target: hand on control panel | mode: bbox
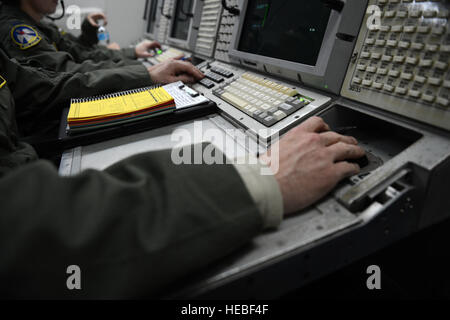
[135,40,162,59]
[147,60,205,84]
[260,117,365,215]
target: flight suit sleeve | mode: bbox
[0,145,263,299]
[1,50,152,133]
[0,22,140,74]
[56,21,137,64]
[70,18,138,61]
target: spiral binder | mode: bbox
[67,85,176,134]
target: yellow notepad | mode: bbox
[68,86,174,121]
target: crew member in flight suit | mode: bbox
[0,0,163,71]
[0,56,365,298]
[0,0,197,140]
[0,48,203,139]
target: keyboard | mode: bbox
[192,61,331,144]
[341,0,450,131]
[147,47,185,65]
[212,73,313,127]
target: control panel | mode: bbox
[195,0,223,57]
[156,0,175,42]
[192,61,331,143]
[342,0,449,130]
[214,0,239,62]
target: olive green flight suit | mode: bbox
[0,74,263,299]
[0,4,141,72]
[0,48,152,137]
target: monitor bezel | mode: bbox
[228,0,341,77]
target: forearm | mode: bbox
[0,146,262,298]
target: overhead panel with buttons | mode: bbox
[342,0,450,131]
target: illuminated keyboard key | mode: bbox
[382,55,393,62]
[362,79,373,86]
[366,66,377,73]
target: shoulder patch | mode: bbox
[10,24,42,50]
[0,75,6,89]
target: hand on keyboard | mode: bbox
[260,117,365,215]
[147,60,205,84]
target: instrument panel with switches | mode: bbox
[342,0,449,130]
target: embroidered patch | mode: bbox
[0,75,6,89]
[10,24,42,50]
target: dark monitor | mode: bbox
[146,0,159,35]
[170,0,194,41]
[237,0,331,67]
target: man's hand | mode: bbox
[87,12,108,28]
[107,42,121,50]
[147,60,204,84]
[135,40,163,58]
[261,117,365,215]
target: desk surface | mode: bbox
[58,107,450,298]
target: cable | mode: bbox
[46,0,66,21]
[221,0,239,16]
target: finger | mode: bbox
[171,54,185,61]
[139,52,154,58]
[320,132,358,146]
[334,162,360,180]
[328,142,366,162]
[173,74,196,84]
[298,116,330,133]
[151,41,162,49]
[87,17,99,28]
[173,60,205,80]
